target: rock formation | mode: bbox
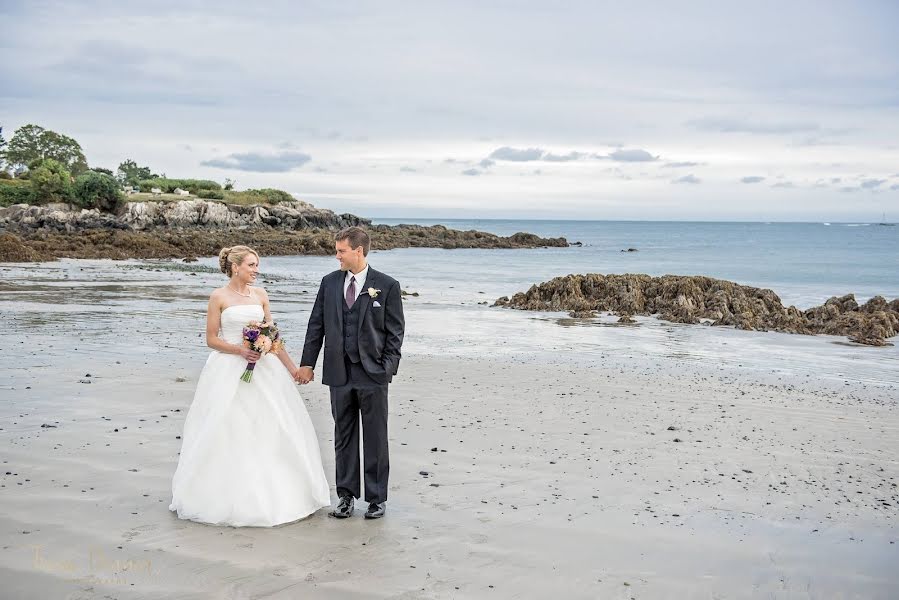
[0,200,366,233]
[494,273,898,346]
[0,200,568,261]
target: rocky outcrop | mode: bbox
[0,201,568,261]
[366,224,568,250]
[494,273,898,346]
[117,200,367,231]
[0,200,366,233]
[0,203,125,233]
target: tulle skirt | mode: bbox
[169,351,331,527]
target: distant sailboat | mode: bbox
[878,212,896,226]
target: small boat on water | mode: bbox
[878,212,896,226]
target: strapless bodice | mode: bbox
[220,304,265,344]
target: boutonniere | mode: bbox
[367,287,381,298]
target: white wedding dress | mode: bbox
[169,304,331,527]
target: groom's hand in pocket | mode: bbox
[295,366,314,384]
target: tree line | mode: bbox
[0,123,296,212]
[0,123,172,211]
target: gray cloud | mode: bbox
[686,117,820,134]
[399,166,417,173]
[891,184,899,191]
[664,161,702,168]
[673,174,701,184]
[741,176,766,184]
[605,148,658,162]
[461,168,482,176]
[478,158,495,168]
[3,3,896,221]
[201,151,311,172]
[18,39,241,107]
[860,178,886,189]
[772,181,795,188]
[543,151,585,162]
[488,147,544,161]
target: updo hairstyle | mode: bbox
[218,245,259,277]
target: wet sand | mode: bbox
[1,259,897,598]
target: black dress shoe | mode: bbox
[364,502,385,519]
[329,495,355,519]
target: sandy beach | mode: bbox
[1,258,897,599]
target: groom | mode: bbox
[296,227,405,519]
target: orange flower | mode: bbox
[255,335,273,353]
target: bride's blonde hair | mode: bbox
[219,245,259,277]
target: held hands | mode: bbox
[294,366,314,385]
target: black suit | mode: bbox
[301,267,404,504]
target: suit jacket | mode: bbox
[301,267,405,387]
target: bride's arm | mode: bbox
[206,292,261,360]
[257,287,299,376]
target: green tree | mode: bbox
[90,167,115,176]
[223,177,236,191]
[6,124,89,175]
[116,159,159,187]
[74,171,124,212]
[0,125,7,171]
[30,159,74,204]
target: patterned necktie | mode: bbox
[345,276,356,309]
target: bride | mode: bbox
[169,245,331,527]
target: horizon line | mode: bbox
[368,217,896,225]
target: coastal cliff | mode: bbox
[0,200,568,261]
[494,273,899,346]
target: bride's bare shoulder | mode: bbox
[208,287,230,304]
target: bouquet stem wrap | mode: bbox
[240,361,257,382]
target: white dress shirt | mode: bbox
[344,265,369,302]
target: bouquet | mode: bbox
[240,320,284,382]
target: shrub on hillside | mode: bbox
[0,179,37,206]
[30,159,74,204]
[73,172,124,212]
[197,189,225,200]
[138,178,221,194]
[223,188,295,205]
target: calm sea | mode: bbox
[2,220,897,388]
[372,219,899,307]
[259,219,898,386]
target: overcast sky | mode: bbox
[3,1,898,220]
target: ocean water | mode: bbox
[255,219,897,386]
[2,220,897,389]
[373,219,899,307]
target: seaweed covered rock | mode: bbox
[498,273,897,346]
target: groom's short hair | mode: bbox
[335,226,371,256]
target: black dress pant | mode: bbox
[329,357,389,503]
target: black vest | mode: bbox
[342,300,361,363]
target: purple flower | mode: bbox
[245,329,260,342]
